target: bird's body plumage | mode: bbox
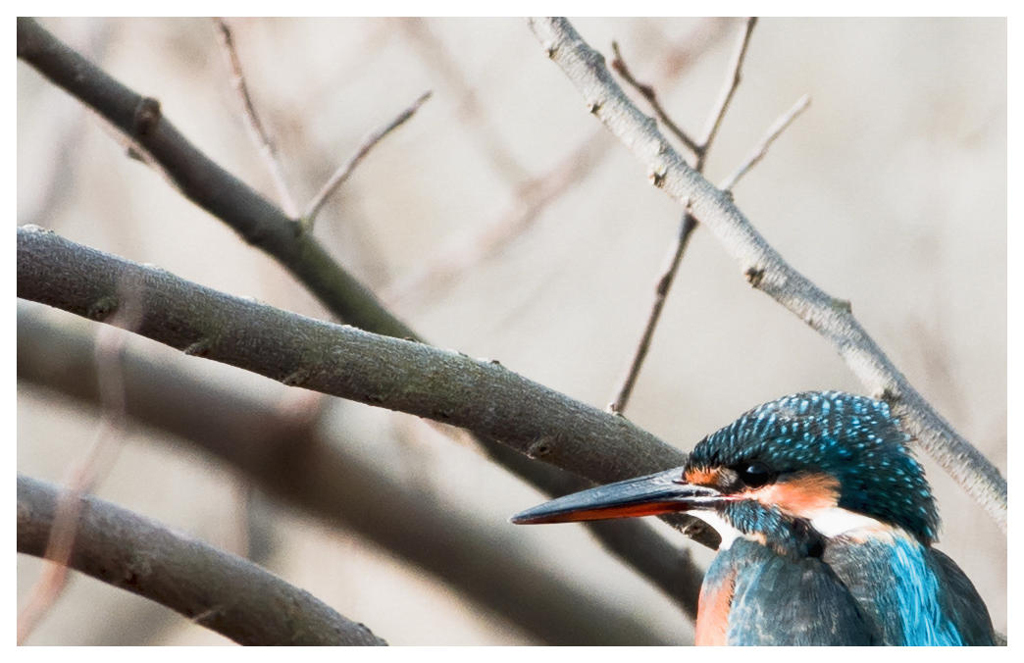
[700,529,993,645]
[513,391,995,646]
[700,538,875,645]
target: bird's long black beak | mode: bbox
[511,467,722,524]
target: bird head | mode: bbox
[512,392,938,556]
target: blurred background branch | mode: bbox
[17,323,131,643]
[16,304,682,645]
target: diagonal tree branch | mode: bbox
[17,305,686,644]
[19,226,682,483]
[17,474,387,646]
[16,18,709,610]
[528,17,1006,530]
[16,17,414,339]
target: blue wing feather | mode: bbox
[824,536,993,645]
[926,548,996,645]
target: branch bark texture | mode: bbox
[17,226,719,563]
[527,17,1006,530]
[18,225,688,489]
[17,474,386,646]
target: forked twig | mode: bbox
[213,18,299,218]
[609,19,760,414]
[698,17,757,162]
[611,42,700,155]
[609,20,809,417]
[612,95,811,417]
[302,91,432,230]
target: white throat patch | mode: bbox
[808,506,890,538]
[688,510,742,550]
[691,506,892,551]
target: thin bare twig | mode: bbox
[611,18,756,168]
[302,90,431,231]
[612,75,808,419]
[720,93,811,191]
[528,17,1006,529]
[213,18,299,218]
[698,17,757,162]
[609,19,758,415]
[609,205,695,414]
[611,42,701,156]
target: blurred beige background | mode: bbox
[17,17,1005,645]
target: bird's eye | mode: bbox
[737,461,773,488]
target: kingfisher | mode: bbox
[512,391,995,645]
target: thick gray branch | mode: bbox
[527,17,1006,530]
[17,225,688,494]
[17,306,687,644]
[17,474,386,646]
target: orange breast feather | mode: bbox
[695,568,736,645]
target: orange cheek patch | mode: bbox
[684,467,721,487]
[747,472,839,517]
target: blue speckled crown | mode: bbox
[688,391,938,543]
